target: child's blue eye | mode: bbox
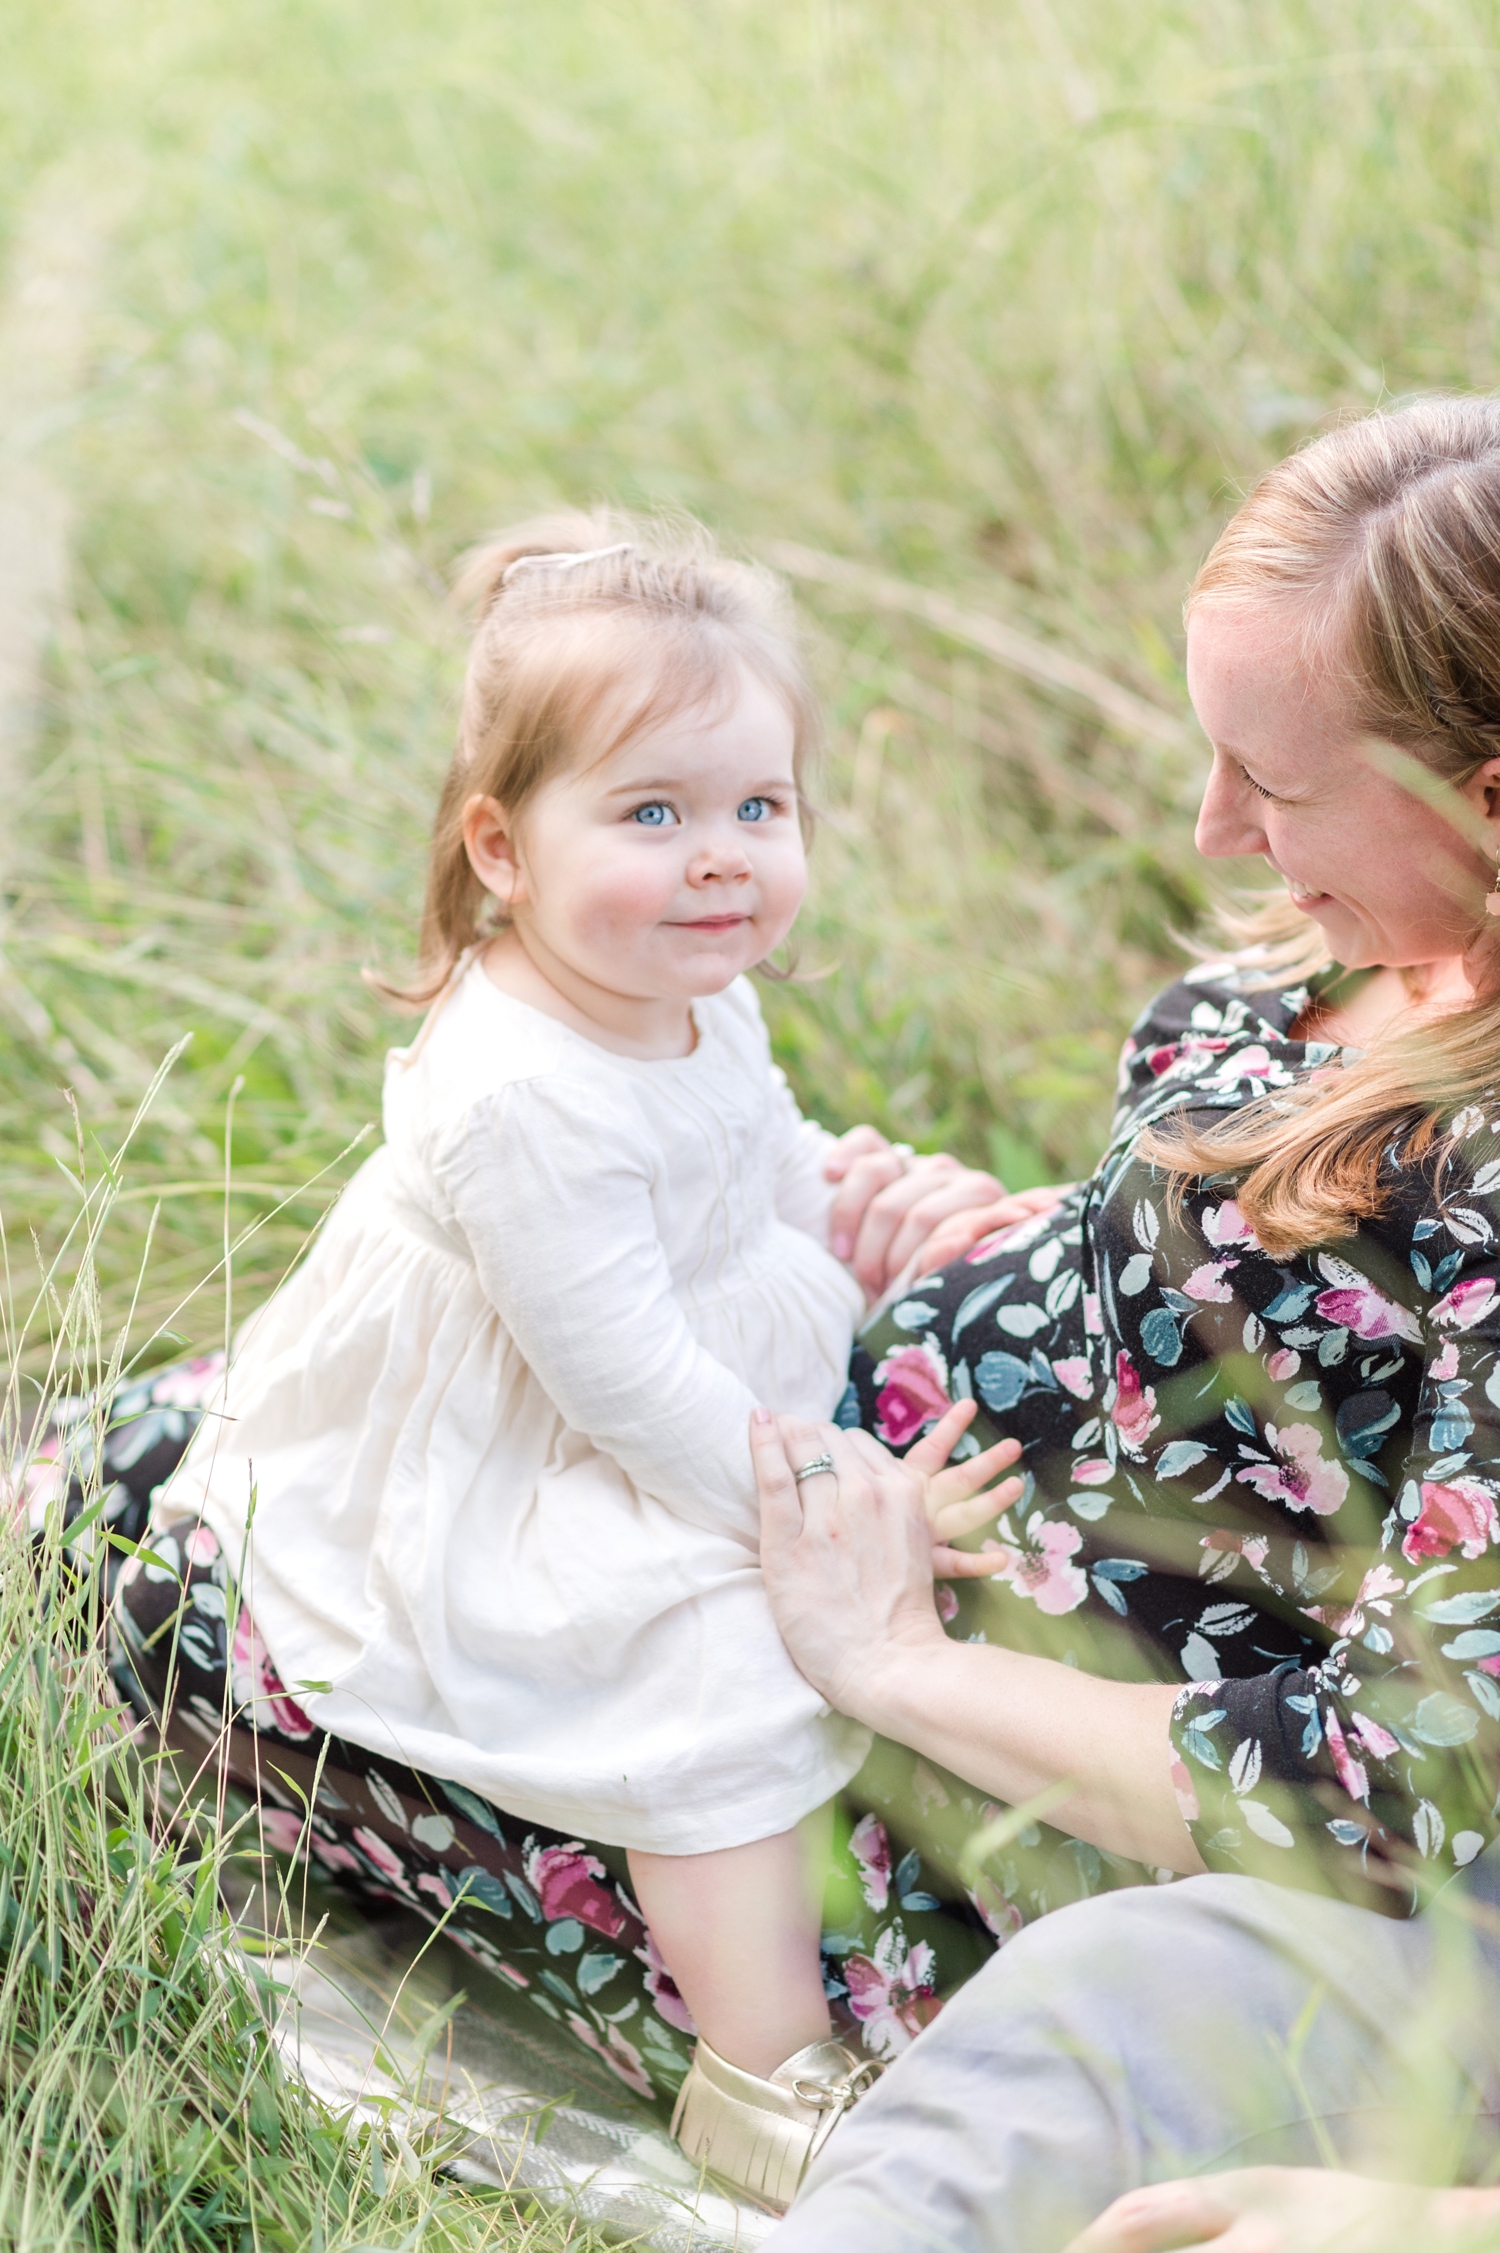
[737,797,773,823]
[630,802,676,826]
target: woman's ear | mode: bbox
[463,793,527,909]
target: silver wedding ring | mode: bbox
[793,1453,836,1484]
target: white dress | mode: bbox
[165,959,871,1854]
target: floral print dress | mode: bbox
[849,962,1500,1915]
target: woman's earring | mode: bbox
[1488,855,1500,917]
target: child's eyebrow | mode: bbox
[600,774,795,797]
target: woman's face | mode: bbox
[1187,599,1500,970]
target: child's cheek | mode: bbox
[582,856,680,943]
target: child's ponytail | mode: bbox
[369,509,820,1011]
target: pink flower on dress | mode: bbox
[526,1844,629,1939]
[1313,1283,1422,1343]
[848,1814,892,1911]
[1324,1711,1370,1805]
[256,1807,308,1858]
[843,1928,940,2058]
[1236,1424,1349,1517]
[1182,1261,1237,1303]
[183,1524,222,1567]
[989,1514,1088,1615]
[967,1875,1023,1944]
[1201,1200,1261,1250]
[565,2013,655,2099]
[1431,1340,1461,1381]
[1266,1348,1301,1382]
[1306,1561,1404,1640]
[1402,1479,1500,1565]
[1110,1351,1159,1453]
[310,1836,364,1877]
[1083,1293,1104,1337]
[1198,1529,1270,1583]
[1351,1713,1400,1762]
[352,1827,410,1889]
[230,1610,315,1740]
[872,1345,950,1447]
[635,1929,695,2033]
[1052,1357,1093,1400]
[150,1353,226,1410]
[935,1584,959,1623]
[1071,1458,1114,1487]
[1431,1277,1499,1331]
[1170,1754,1201,1824]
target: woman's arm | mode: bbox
[752,1410,1206,1874]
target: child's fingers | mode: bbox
[932,1542,1012,1580]
[821,1124,891,1184]
[903,1397,980,1475]
[928,1431,1024,1497]
[931,1474,1025,1542]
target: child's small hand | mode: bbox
[902,1397,1025,1577]
[905,1182,1076,1279]
[824,1131,1004,1296]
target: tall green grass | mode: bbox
[0,1185,611,2249]
[10,0,1500,1350]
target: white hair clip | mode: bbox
[502,542,635,584]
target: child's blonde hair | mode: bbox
[383,510,820,1007]
[1146,395,1500,1255]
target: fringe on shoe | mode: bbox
[670,2035,880,2211]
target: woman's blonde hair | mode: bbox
[378,509,820,1007]
[1149,395,1500,1257]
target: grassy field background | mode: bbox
[6,3,1500,2243]
[13,0,1500,1358]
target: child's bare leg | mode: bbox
[628,1809,831,2076]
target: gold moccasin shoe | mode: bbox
[670,2035,880,2211]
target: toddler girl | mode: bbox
[164,515,1012,2203]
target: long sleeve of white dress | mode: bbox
[435,1082,770,1545]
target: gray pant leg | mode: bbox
[775,1859,1500,2253]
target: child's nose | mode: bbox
[690,831,753,879]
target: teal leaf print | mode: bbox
[454,1865,515,1917]
[952,1278,1014,1338]
[1335,1390,1401,1458]
[1223,1396,1258,1437]
[1420,1590,1500,1624]
[974,1352,1033,1412]
[1140,1308,1183,1365]
[1283,1382,1323,1410]
[1263,1282,1316,1321]
[1439,1630,1500,1660]
[1156,1440,1211,1478]
[1410,1694,1481,1746]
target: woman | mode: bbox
[110,395,1500,2185]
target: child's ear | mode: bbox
[463,792,528,907]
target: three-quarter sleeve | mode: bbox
[433,1082,764,1547]
[1172,1167,1500,1914]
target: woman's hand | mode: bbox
[907,1181,1078,1277]
[1062,2169,1500,2253]
[823,1132,1006,1298]
[750,1404,1022,1714]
